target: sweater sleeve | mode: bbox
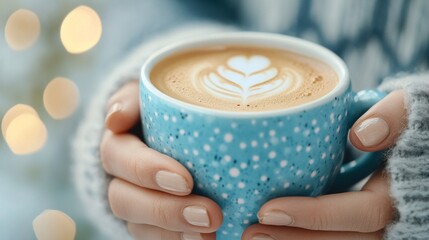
[378,73,429,240]
[71,22,236,239]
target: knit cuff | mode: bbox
[379,73,429,239]
[71,22,236,239]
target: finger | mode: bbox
[105,80,140,133]
[256,169,393,232]
[127,223,216,240]
[101,131,193,195]
[242,224,384,240]
[350,90,407,151]
[108,178,223,233]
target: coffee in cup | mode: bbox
[150,46,338,111]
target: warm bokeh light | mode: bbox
[4,9,40,50]
[5,113,47,155]
[43,77,80,119]
[33,210,76,240]
[60,5,102,54]
[1,104,39,138]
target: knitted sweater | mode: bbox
[72,1,429,239]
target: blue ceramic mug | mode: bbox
[140,32,385,240]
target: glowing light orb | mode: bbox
[60,5,102,54]
[5,113,47,155]
[33,210,76,240]
[4,9,40,50]
[43,77,80,119]
[1,104,38,137]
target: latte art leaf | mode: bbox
[200,55,300,104]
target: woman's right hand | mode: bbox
[100,81,223,240]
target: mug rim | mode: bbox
[141,32,350,118]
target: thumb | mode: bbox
[105,80,140,133]
[349,90,408,151]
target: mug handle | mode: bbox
[330,89,387,192]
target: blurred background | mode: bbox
[0,1,235,238]
[0,1,110,239]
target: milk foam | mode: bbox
[194,55,303,104]
[151,46,338,111]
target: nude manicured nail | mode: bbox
[183,206,210,227]
[355,117,390,147]
[251,234,276,240]
[182,232,203,240]
[258,210,293,226]
[105,103,122,123]
[155,171,190,193]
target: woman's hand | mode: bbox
[242,90,408,240]
[100,81,223,240]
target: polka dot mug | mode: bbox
[140,32,386,240]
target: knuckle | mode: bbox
[108,179,127,219]
[308,212,331,230]
[152,196,174,228]
[374,208,389,231]
[100,132,112,173]
[307,198,332,230]
[126,150,148,186]
[361,198,391,232]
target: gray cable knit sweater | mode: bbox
[72,1,429,239]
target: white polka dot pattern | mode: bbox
[140,85,386,239]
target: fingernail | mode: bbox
[354,117,389,147]
[251,234,276,240]
[258,210,293,226]
[182,232,203,240]
[105,103,122,124]
[155,170,190,193]
[183,206,210,227]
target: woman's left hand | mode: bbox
[242,90,408,240]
